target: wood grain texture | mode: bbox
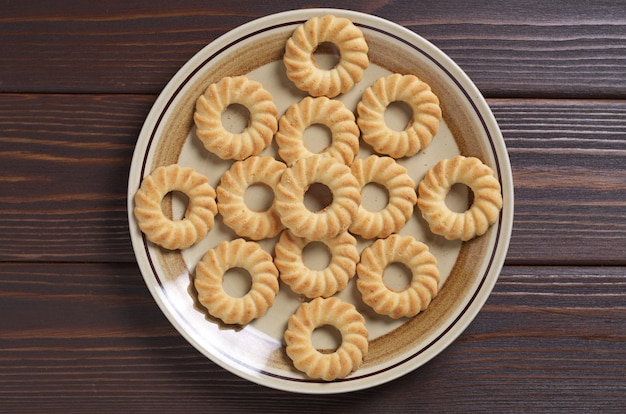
[0,263,624,412]
[0,0,624,97]
[0,94,624,264]
[0,94,149,261]
[492,99,626,265]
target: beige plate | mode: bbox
[127,8,513,394]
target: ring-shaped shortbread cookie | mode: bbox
[284,297,368,381]
[217,156,287,240]
[417,155,503,241]
[357,73,442,158]
[274,230,359,298]
[275,96,360,166]
[194,75,278,160]
[356,234,440,319]
[133,164,217,250]
[275,155,361,241]
[283,15,369,98]
[194,239,279,325]
[349,155,418,239]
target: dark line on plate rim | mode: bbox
[137,17,506,386]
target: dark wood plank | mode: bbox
[1,94,624,264]
[1,0,624,97]
[0,263,624,412]
[492,99,626,265]
[0,94,151,262]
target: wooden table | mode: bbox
[1,1,625,412]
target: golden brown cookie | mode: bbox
[194,239,279,325]
[133,164,217,250]
[275,96,359,166]
[349,155,417,239]
[216,156,286,240]
[275,155,361,241]
[357,73,442,158]
[274,230,359,298]
[194,75,278,160]
[283,15,369,98]
[356,234,440,319]
[417,155,503,241]
[284,297,368,380]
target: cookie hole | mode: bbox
[384,101,413,132]
[361,182,389,212]
[302,241,331,271]
[303,123,332,154]
[304,183,333,212]
[221,103,250,134]
[244,183,274,212]
[446,183,473,213]
[163,191,189,220]
[222,267,252,298]
[312,324,342,353]
[312,42,340,70]
[383,262,412,292]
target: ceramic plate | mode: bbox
[127,8,513,394]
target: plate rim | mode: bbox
[127,7,514,394]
